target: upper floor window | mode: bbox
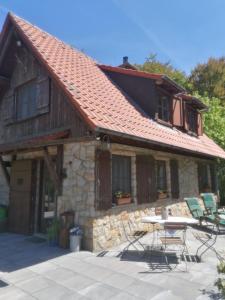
[158,93,171,123]
[15,80,37,120]
[187,107,198,134]
[14,77,50,121]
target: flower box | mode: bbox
[116,197,132,206]
[158,192,167,199]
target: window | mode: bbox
[15,80,37,120]
[112,155,131,205]
[156,160,167,194]
[14,77,50,121]
[158,93,171,123]
[188,107,198,133]
[198,163,214,193]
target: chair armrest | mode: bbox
[204,208,213,216]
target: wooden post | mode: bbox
[43,147,60,192]
[0,156,10,186]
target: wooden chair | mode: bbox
[159,222,188,271]
[121,218,148,256]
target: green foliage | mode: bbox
[215,262,225,297]
[199,95,225,149]
[189,57,225,100]
[135,54,189,89]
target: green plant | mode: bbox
[115,191,131,198]
[215,261,225,297]
[47,218,60,241]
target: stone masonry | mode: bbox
[0,141,213,252]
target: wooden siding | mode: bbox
[136,155,157,204]
[0,45,89,144]
[104,70,157,119]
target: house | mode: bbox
[0,13,224,251]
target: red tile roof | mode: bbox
[2,13,225,159]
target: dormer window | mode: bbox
[187,107,198,134]
[157,90,171,123]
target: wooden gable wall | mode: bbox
[0,44,90,143]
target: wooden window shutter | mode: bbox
[36,76,50,114]
[172,98,183,127]
[170,159,179,199]
[183,102,189,131]
[95,149,112,210]
[210,163,217,193]
[197,113,203,136]
[136,155,156,204]
[197,162,204,193]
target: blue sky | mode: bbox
[0,0,224,74]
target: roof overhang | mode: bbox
[98,64,186,93]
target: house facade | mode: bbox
[0,13,225,251]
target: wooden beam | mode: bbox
[0,28,14,68]
[0,156,10,186]
[56,145,63,195]
[0,136,95,154]
[43,147,60,193]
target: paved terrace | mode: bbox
[0,229,224,300]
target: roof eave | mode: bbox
[95,126,224,160]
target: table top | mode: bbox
[141,215,199,225]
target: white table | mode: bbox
[141,216,199,225]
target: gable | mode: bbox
[0,29,89,143]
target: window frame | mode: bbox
[198,162,213,193]
[156,160,168,198]
[111,154,132,206]
[156,87,172,126]
[187,105,198,134]
[14,78,38,121]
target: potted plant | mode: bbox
[157,190,167,199]
[115,191,132,205]
[47,218,60,246]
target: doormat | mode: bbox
[25,236,46,244]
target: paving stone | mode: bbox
[33,284,73,300]
[28,261,58,274]
[101,272,136,289]
[15,276,54,294]
[2,268,38,284]
[126,281,164,299]
[60,273,96,291]
[111,291,144,300]
[44,267,76,282]
[79,282,120,300]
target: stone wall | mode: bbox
[57,141,97,250]
[89,143,210,251]
[0,140,212,252]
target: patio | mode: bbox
[0,228,224,300]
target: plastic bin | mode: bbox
[70,226,83,252]
[0,205,7,220]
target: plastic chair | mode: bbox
[201,193,225,216]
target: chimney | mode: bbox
[123,56,128,64]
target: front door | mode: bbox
[8,160,33,234]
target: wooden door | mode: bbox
[8,160,33,234]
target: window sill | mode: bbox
[156,118,172,128]
[5,111,49,126]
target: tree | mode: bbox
[198,94,225,203]
[135,54,189,89]
[189,57,225,100]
